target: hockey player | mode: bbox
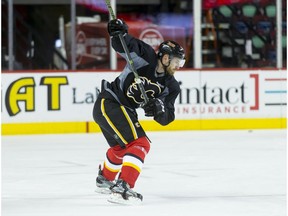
[92,18,185,205]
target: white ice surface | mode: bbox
[2,130,286,216]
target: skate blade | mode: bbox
[107,193,142,205]
[95,187,112,194]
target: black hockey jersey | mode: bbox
[107,34,180,126]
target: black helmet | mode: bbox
[157,40,185,60]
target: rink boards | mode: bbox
[2,69,287,135]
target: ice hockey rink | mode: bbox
[2,129,286,216]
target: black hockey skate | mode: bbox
[95,165,115,194]
[108,179,143,205]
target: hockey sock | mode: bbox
[120,136,150,188]
[102,145,124,181]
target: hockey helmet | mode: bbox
[157,40,185,67]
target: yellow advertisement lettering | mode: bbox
[5,77,36,116]
[40,76,68,110]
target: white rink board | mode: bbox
[2,70,286,123]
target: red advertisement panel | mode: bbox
[203,0,252,9]
[65,21,186,69]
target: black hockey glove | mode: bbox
[143,98,165,117]
[107,19,128,37]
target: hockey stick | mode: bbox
[104,0,149,105]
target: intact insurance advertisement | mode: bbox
[175,70,286,119]
[2,70,287,124]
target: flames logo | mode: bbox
[127,77,162,105]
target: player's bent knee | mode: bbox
[135,136,150,154]
[128,136,151,158]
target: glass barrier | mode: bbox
[2,0,8,69]
[1,0,286,70]
[210,1,286,68]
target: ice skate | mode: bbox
[95,165,115,194]
[108,179,143,205]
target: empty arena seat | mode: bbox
[265,5,276,18]
[256,21,273,35]
[242,4,257,17]
[235,21,249,34]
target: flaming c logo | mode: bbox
[127,77,162,104]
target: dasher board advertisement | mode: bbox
[2,70,286,134]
